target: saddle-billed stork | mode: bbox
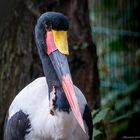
[4,12,93,140]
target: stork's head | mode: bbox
[35,12,85,132]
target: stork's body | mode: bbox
[6,77,91,140]
[4,12,93,140]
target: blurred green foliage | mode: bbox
[89,0,140,139]
[92,108,109,139]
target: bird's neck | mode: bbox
[41,57,70,113]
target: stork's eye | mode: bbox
[45,24,52,31]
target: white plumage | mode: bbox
[8,77,89,140]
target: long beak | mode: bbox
[49,51,86,133]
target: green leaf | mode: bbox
[92,109,99,117]
[93,108,110,125]
[93,128,102,139]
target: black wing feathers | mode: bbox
[4,110,31,140]
[83,105,93,140]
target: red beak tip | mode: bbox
[62,74,86,133]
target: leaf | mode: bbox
[92,109,99,117]
[93,108,110,125]
[93,128,102,139]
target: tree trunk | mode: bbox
[0,0,100,138]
